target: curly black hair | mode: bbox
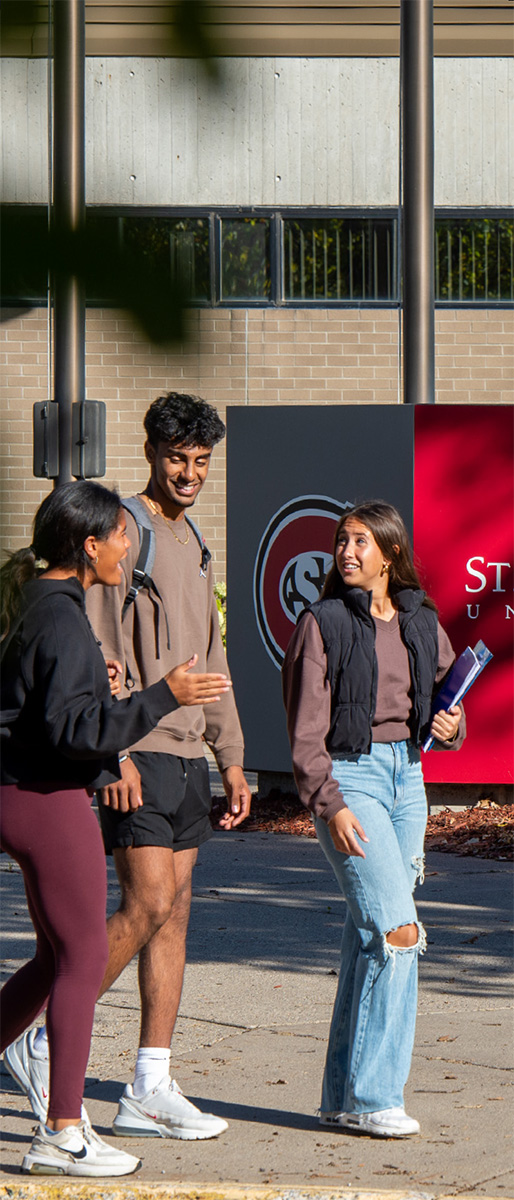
[144,392,226,449]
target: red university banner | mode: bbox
[414,406,513,784]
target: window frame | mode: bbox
[434,208,514,306]
[2,204,512,310]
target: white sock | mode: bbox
[133,1048,170,1098]
[33,1027,49,1057]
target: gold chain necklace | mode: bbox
[142,494,190,546]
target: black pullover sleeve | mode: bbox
[20,598,179,761]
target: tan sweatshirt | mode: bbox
[282,610,466,824]
[86,505,244,769]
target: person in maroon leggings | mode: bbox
[0,481,231,1178]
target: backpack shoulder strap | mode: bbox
[185,517,212,577]
[120,500,212,623]
[121,497,156,619]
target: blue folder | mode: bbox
[423,639,493,753]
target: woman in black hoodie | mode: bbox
[0,481,230,1178]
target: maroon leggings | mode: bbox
[0,785,108,1120]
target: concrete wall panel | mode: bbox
[434,58,514,205]
[3,57,512,207]
[1,59,48,203]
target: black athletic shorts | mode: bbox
[98,752,213,854]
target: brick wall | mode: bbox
[1,306,512,578]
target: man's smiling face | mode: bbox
[145,441,212,515]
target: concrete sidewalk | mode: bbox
[1,831,512,1198]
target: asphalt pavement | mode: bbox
[0,824,512,1200]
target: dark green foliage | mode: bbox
[119,215,211,303]
[435,218,513,302]
[221,218,271,300]
[284,217,395,301]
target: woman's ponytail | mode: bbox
[0,548,39,635]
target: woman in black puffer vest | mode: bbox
[282,500,465,1139]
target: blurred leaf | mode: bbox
[0,206,188,345]
[1,0,222,341]
[0,207,50,301]
[0,0,47,52]
[75,226,186,345]
[1,2,222,80]
[172,0,220,76]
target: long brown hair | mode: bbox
[321,500,437,611]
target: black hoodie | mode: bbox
[1,577,179,789]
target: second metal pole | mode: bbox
[401,0,435,405]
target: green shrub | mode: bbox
[214,581,227,647]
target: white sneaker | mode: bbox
[4,1027,89,1124]
[112,1076,228,1140]
[22,1121,140,1177]
[4,1029,49,1122]
[320,1106,420,1138]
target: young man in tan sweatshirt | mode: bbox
[6,393,251,1140]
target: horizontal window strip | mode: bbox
[2,206,512,308]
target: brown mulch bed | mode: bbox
[211,794,513,860]
[423,799,513,860]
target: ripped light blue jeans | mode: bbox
[315,740,427,1116]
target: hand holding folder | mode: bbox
[423,639,493,753]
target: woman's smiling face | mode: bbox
[93,515,131,586]
[335,517,389,593]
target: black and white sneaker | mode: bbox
[22,1121,141,1177]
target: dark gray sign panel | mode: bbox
[227,406,414,772]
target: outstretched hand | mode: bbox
[165,654,233,706]
[328,807,369,857]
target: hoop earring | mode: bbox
[91,555,99,565]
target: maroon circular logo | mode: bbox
[253,495,352,668]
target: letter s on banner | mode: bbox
[465,557,487,592]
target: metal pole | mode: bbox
[401,0,435,405]
[52,0,85,483]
